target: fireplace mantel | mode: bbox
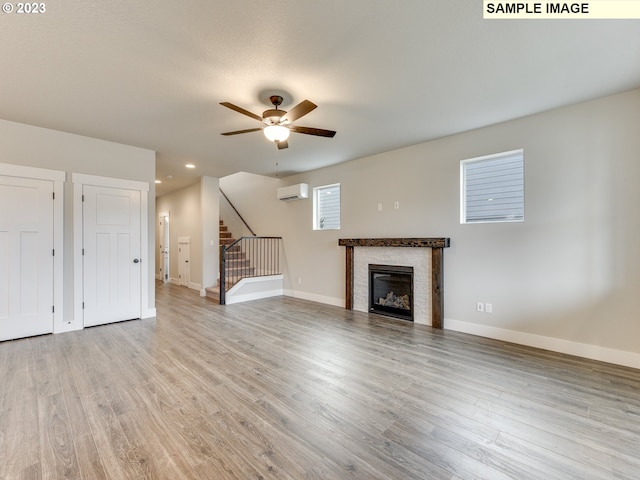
[338,237,450,329]
[338,238,450,248]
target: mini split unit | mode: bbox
[277,183,308,201]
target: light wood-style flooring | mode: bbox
[1,282,640,479]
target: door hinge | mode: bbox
[82,248,85,255]
[82,302,85,309]
[52,249,55,256]
[52,306,55,313]
[82,194,85,202]
[52,192,55,200]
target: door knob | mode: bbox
[133,258,140,263]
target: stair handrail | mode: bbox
[219,188,256,237]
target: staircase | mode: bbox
[205,220,254,303]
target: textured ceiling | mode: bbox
[2,1,639,195]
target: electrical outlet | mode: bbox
[297,277,302,284]
[485,303,493,313]
[377,203,383,211]
[476,302,484,312]
[394,201,400,209]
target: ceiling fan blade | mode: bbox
[221,127,263,136]
[289,125,336,138]
[220,102,263,122]
[280,100,317,123]
[276,139,289,150]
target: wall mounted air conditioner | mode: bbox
[277,183,309,201]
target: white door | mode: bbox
[0,176,53,341]
[83,185,141,327]
[178,239,190,287]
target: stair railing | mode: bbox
[220,236,282,304]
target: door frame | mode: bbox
[72,173,151,327]
[158,211,170,282]
[0,163,65,333]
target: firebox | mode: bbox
[368,264,414,321]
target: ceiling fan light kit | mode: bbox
[263,124,290,142]
[220,94,336,150]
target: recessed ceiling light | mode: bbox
[185,164,196,169]
[166,174,174,179]
[155,180,161,184]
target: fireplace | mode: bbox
[339,238,450,328]
[369,264,414,322]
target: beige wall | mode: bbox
[200,176,220,290]
[155,177,219,294]
[0,118,156,322]
[156,182,203,290]
[220,88,640,367]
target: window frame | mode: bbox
[460,149,524,224]
[313,183,341,231]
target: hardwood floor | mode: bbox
[1,282,640,479]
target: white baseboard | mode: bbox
[283,289,344,308]
[168,278,201,292]
[142,308,157,319]
[445,318,640,370]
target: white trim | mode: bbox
[72,173,149,192]
[73,183,83,327]
[52,179,68,333]
[158,211,170,283]
[189,282,202,291]
[283,289,344,308]
[72,173,151,328]
[0,163,65,182]
[142,307,157,319]
[0,163,67,334]
[140,190,149,322]
[445,318,640,370]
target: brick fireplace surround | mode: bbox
[338,238,450,328]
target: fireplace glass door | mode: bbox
[368,264,413,321]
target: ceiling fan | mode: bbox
[220,95,336,150]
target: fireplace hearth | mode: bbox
[369,264,414,321]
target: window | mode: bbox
[313,183,341,230]
[461,149,524,224]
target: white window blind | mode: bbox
[314,183,341,230]
[461,149,524,224]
